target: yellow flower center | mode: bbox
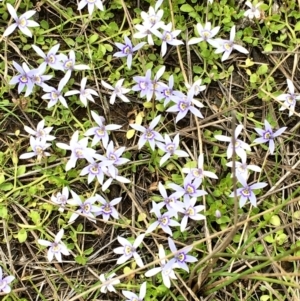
[51,243,61,253]
[48,55,56,64]
[20,75,28,83]
[75,148,84,158]
[186,184,195,194]
[165,32,172,41]
[19,17,27,27]
[83,203,91,213]
[51,91,58,100]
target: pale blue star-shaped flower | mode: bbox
[0,267,15,294]
[168,174,207,203]
[178,197,206,232]
[60,50,90,82]
[209,26,249,61]
[129,115,164,150]
[182,153,218,180]
[42,76,69,108]
[3,4,39,37]
[188,22,220,45]
[229,174,267,207]
[114,36,146,69]
[253,120,287,155]
[65,77,99,107]
[94,194,122,222]
[156,133,189,166]
[67,190,99,224]
[156,182,183,218]
[101,78,131,104]
[156,75,180,106]
[99,273,120,294]
[38,229,70,262]
[146,202,180,236]
[226,157,261,180]
[24,119,56,142]
[277,79,300,116]
[28,63,53,88]
[113,234,145,267]
[214,124,251,162]
[19,137,51,161]
[56,131,96,171]
[167,89,204,123]
[84,111,122,148]
[9,61,34,97]
[51,187,69,212]
[145,244,177,288]
[31,44,65,71]
[132,69,153,101]
[153,22,184,57]
[78,0,104,15]
[122,282,147,301]
[168,238,197,272]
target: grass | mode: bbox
[1,0,300,300]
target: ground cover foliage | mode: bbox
[1,0,300,300]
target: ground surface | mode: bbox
[1,0,300,301]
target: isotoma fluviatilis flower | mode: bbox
[31,44,65,71]
[156,133,189,166]
[114,36,146,69]
[3,3,39,37]
[56,130,96,171]
[209,26,249,61]
[51,187,69,212]
[101,79,131,104]
[65,77,99,107]
[188,22,220,45]
[244,1,263,19]
[9,61,34,97]
[24,119,56,141]
[19,136,51,161]
[129,114,164,151]
[214,124,251,162]
[277,79,300,116]
[99,273,120,293]
[113,234,145,267]
[84,111,122,148]
[230,174,267,207]
[0,267,15,294]
[122,282,147,301]
[168,238,197,272]
[78,0,104,15]
[38,229,70,262]
[253,119,287,155]
[145,244,177,288]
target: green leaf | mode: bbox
[257,65,268,75]
[77,223,83,232]
[264,43,273,52]
[0,182,13,191]
[104,44,113,52]
[180,4,194,12]
[83,247,94,255]
[0,206,8,219]
[75,255,87,265]
[270,215,281,226]
[28,211,41,225]
[18,229,27,243]
[89,33,99,44]
[250,73,258,83]
[295,21,300,31]
[40,20,49,30]
[17,165,26,176]
[0,173,5,184]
